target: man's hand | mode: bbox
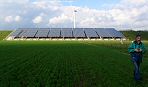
[139,49,142,52]
[135,49,142,52]
[135,49,139,52]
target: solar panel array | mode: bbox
[9,28,125,39]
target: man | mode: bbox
[128,35,146,81]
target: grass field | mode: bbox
[0,31,148,87]
[0,41,148,87]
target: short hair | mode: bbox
[136,34,141,38]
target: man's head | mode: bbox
[135,35,141,43]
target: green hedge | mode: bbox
[121,31,148,40]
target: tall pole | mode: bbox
[73,10,77,29]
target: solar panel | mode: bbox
[95,28,112,38]
[73,28,86,38]
[18,30,37,38]
[84,28,98,38]
[18,30,26,38]
[48,29,61,38]
[9,30,22,38]
[61,29,73,38]
[111,28,124,38]
[35,29,50,38]
[105,28,124,38]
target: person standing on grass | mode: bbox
[128,35,146,81]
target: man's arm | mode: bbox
[128,43,135,53]
[141,43,146,54]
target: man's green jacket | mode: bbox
[128,41,146,54]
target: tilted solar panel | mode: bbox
[61,28,73,30]
[9,30,22,38]
[48,29,61,38]
[61,29,73,38]
[110,28,124,38]
[18,30,37,38]
[84,28,98,38]
[35,29,50,37]
[73,28,86,38]
[105,28,124,38]
[18,30,27,38]
[95,28,112,38]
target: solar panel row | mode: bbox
[9,28,125,39]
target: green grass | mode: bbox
[0,31,11,40]
[0,30,148,86]
[0,41,148,87]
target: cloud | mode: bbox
[0,0,29,4]
[49,14,72,24]
[121,0,146,6]
[4,16,13,23]
[15,16,21,22]
[32,1,62,11]
[33,16,43,24]
[0,0,148,30]
[4,15,21,23]
[47,0,148,29]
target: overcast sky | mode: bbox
[0,0,148,30]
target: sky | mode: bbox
[0,0,148,30]
[62,0,119,9]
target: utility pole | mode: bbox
[73,10,77,29]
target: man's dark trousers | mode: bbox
[131,53,142,80]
